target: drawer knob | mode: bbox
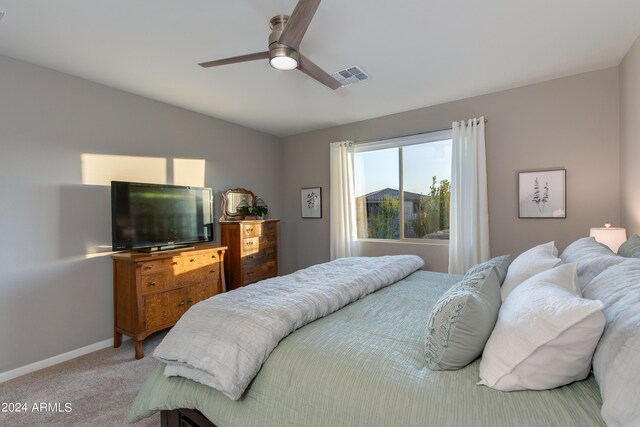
[148,281,157,287]
[179,300,185,307]
[172,261,178,265]
[190,258,196,263]
[210,269,217,273]
[188,298,194,304]
[246,228,253,233]
[247,272,254,276]
[144,265,153,270]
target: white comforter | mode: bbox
[153,255,424,400]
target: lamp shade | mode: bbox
[590,227,627,252]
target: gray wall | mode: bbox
[0,53,625,374]
[620,35,640,235]
[281,68,620,274]
[0,55,282,373]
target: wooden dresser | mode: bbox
[220,220,279,290]
[112,245,226,359]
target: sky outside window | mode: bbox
[355,140,451,197]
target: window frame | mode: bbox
[354,129,453,244]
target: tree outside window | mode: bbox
[354,135,452,241]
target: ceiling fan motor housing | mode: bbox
[268,15,299,68]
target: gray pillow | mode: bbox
[617,234,640,258]
[464,255,512,285]
[425,268,501,371]
[560,237,625,291]
[583,259,640,427]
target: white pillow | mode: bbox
[501,241,560,301]
[478,263,605,391]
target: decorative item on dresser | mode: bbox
[112,245,226,359]
[220,220,279,290]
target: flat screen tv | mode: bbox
[111,181,214,252]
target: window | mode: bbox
[354,130,452,241]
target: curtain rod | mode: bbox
[353,118,488,145]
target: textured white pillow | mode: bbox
[501,241,561,301]
[479,263,605,391]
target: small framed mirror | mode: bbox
[220,188,256,221]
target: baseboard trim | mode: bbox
[0,336,130,383]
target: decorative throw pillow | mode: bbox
[425,268,501,371]
[582,259,640,427]
[478,263,605,391]
[501,241,560,301]
[560,236,625,291]
[464,255,512,285]
[617,234,640,258]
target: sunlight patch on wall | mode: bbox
[81,154,167,186]
[173,158,206,187]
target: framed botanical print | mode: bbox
[301,187,322,218]
[518,168,566,218]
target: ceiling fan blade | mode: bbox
[298,54,341,90]
[198,51,269,68]
[278,0,321,50]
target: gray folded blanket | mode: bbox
[153,255,424,399]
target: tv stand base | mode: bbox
[137,245,194,253]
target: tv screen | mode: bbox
[111,181,214,251]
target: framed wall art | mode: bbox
[518,169,566,218]
[301,187,322,218]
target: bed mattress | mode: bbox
[129,270,605,426]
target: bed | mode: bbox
[129,266,609,427]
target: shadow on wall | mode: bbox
[58,184,112,258]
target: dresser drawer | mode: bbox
[259,234,277,248]
[189,282,214,304]
[242,237,260,254]
[243,260,277,285]
[241,223,262,238]
[262,221,277,236]
[242,246,276,267]
[182,252,210,266]
[140,256,182,274]
[141,271,173,295]
[144,288,186,330]
[174,265,221,288]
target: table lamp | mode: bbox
[590,223,627,252]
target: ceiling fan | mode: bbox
[198,0,341,90]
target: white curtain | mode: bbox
[329,141,359,259]
[448,117,490,274]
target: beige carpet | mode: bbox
[0,332,167,427]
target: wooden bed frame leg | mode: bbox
[161,410,179,427]
[160,409,218,427]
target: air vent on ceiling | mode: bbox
[330,65,369,87]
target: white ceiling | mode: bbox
[0,1,639,137]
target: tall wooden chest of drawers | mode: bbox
[112,245,226,359]
[220,220,279,290]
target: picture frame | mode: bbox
[301,187,322,218]
[518,168,566,219]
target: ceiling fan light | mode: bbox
[269,45,299,71]
[270,55,298,71]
